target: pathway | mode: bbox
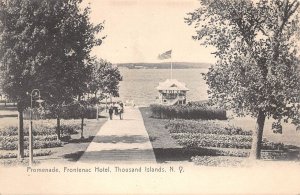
[78,106,156,163]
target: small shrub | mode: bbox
[60,124,79,135]
[61,105,98,119]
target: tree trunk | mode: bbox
[56,116,61,140]
[96,104,99,120]
[250,110,266,159]
[81,117,84,139]
[105,96,108,112]
[17,110,24,159]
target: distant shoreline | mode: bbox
[116,62,212,69]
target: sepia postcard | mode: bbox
[0,0,300,194]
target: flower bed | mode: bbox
[0,135,58,142]
[166,119,286,159]
[171,133,253,149]
[171,132,284,150]
[1,139,62,150]
[165,119,252,135]
[191,156,245,167]
[0,124,79,137]
[191,150,292,164]
[0,123,80,159]
[0,149,52,159]
[150,103,227,120]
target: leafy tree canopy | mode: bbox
[89,59,123,98]
[0,0,104,111]
[186,0,300,127]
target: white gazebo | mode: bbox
[156,79,189,105]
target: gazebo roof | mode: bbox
[156,79,189,91]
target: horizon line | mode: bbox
[112,61,214,65]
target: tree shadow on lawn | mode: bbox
[66,136,95,143]
[71,149,156,163]
[153,147,300,163]
[0,114,18,118]
[63,151,85,162]
[59,136,96,162]
[92,135,149,144]
[66,135,149,144]
[153,147,220,163]
[62,135,151,162]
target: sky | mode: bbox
[83,0,216,64]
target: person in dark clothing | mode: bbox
[114,107,118,115]
[108,105,114,120]
[118,102,124,120]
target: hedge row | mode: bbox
[171,133,284,150]
[36,106,105,120]
[150,104,226,120]
[165,119,252,135]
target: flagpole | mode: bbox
[158,50,172,79]
[170,57,173,79]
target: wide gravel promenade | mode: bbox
[78,106,156,163]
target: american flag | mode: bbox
[158,50,172,60]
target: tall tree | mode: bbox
[89,59,122,102]
[0,0,36,158]
[30,0,103,140]
[0,0,103,157]
[186,0,300,159]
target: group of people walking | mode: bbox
[108,102,124,120]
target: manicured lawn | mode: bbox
[36,118,107,164]
[140,107,228,163]
[139,107,180,149]
[227,115,300,147]
[140,107,300,166]
[0,116,107,165]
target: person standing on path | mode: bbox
[118,102,124,120]
[108,104,114,120]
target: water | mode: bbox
[118,68,209,106]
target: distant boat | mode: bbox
[156,79,189,105]
[134,65,144,69]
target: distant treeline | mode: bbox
[116,62,212,69]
